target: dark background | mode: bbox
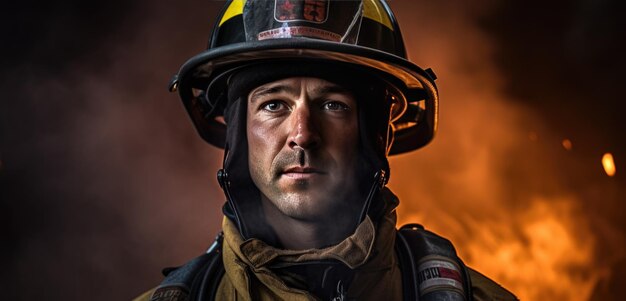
[1,0,624,300]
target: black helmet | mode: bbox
[170,0,438,155]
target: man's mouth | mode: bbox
[281,166,326,179]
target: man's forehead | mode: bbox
[248,77,352,100]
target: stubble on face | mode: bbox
[246,77,361,223]
[259,147,353,221]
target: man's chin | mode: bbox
[273,193,338,221]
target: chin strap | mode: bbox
[217,168,248,238]
[357,170,387,227]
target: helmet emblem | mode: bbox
[275,0,329,23]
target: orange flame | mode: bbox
[602,153,616,177]
[393,187,608,301]
[460,199,603,300]
[562,139,573,151]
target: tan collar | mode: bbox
[222,215,376,269]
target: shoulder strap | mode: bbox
[149,232,225,301]
[396,224,473,301]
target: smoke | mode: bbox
[2,1,226,299]
[388,1,625,300]
[2,1,624,300]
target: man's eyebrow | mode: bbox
[249,85,298,103]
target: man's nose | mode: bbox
[288,105,321,150]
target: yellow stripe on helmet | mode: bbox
[363,0,393,30]
[219,0,246,26]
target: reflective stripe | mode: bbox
[363,0,393,30]
[219,0,246,26]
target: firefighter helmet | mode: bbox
[170,0,438,155]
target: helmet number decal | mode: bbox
[275,0,329,23]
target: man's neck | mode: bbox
[260,198,357,250]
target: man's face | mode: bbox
[247,77,360,222]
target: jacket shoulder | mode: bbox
[468,268,518,301]
[132,232,225,301]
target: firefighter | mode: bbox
[136,0,517,300]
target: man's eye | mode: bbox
[323,101,349,111]
[262,101,286,112]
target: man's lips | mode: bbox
[280,166,326,179]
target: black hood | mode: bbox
[218,61,393,243]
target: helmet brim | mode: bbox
[174,38,438,155]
